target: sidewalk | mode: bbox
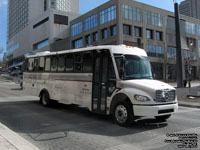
[168,81,200,109]
[0,122,39,150]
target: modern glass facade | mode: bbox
[167,47,176,60]
[122,5,142,22]
[185,21,196,34]
[111,25,117,36]
[84,14,98,31]
[146,11,163,27]
[165,16,175,30]
[74,38,83,48]
[7,43,19,54]
[100,5,116,24]
[8,0,29,39]
[93,32,98,42]
[33,39,49,50]
[156,31,162,41]
[146,44,164,58]
[198,25,200,36]
[71,21,82,36]
[123,24,131,35]
[102,28,108,39]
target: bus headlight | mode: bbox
[134,95,150,102]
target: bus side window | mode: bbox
[33,58,39,72]
[74,53,82,72]
[39,57,45,72]
[51,56,58,72]
[58,55,65,72]
[28,58,34,72]
[45,57,51,72]
[65,54,74,72]
[83,52,93,73]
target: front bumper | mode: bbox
[133,103,178,118]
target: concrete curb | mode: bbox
[178,102,200,109]
[0,122,40,150]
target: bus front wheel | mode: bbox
[114,101,134,127]
[40,91,50,107]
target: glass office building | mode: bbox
[70,0,200,81]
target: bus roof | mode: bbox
[28,45,147,58]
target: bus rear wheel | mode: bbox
[40,91,50,106]
[114,101,134,127]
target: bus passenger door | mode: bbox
[92,50,109,114]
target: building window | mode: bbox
[51,0,56,9]
[85,35,91,45]
[110,25,117,36]
[198,25,200,36]
[146,11,163,27]
[151,62,163,79]
[33,39,49,50]
[167,47,176,59]
[54,14,68,25]
[134,27,142,37]
[33,17,49,29]
[122,5,142,22]
[44,0,47,11]
[100,5,116,24]
[102,28,108,39]
[84,14,98,31]
[7,43,19,54]
[156,31,162,41]
[198,40,200,57]
[73,38,83,49]
[71,21,82,37]
[93,32,98,42]
[123,24,131,35]
[146,29,153,39]
[146,44,164,58]
[165,16,175,30]
[185,22,196,35]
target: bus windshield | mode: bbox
[115,54,153,80]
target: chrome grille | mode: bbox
[155,90,176,102]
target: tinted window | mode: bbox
[74,53,82,71]
[28,58,34,71]
[65,54,74,71]
[83,52,93,73]
[58,55,65,72]
[45,57,51,71]
[51,56,57,72]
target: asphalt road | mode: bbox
[0,77,199,150]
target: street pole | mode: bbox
[174,0,184,88]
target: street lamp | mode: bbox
[173,0,184,88]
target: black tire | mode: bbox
[113,101,134,127]
[40,91,50,107]
[155,115,171,121]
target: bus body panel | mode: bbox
[23,73,93,110]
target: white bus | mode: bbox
[23,45,178,126]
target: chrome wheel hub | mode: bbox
[115,105,128,124]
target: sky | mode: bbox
[0,0,184,59]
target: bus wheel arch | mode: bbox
[110,93,134,127]
[39,89,51,106]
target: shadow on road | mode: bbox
[11,88,22,91]
[0,100,168,142]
